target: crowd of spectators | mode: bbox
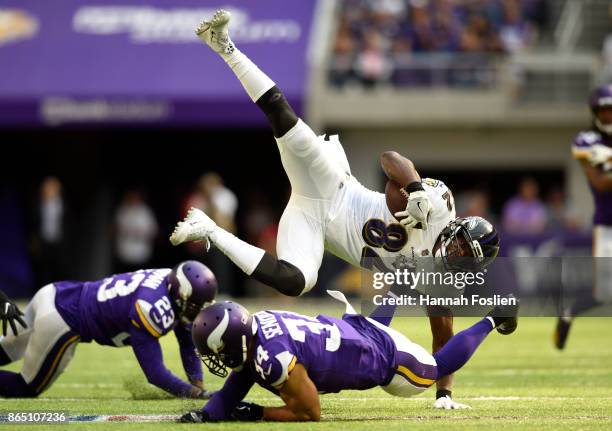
[330,0,548,87]
[457,176,580,236]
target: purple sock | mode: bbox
[433,318,494,379]
[0,371,37,398]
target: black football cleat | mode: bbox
[554,317,572,350]
[487,294,519,335]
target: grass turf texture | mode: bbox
[1,302,611,430]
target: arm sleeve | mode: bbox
[174,323,203,383]
[203,369,256,420]
[129,326,195,398]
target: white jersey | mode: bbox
[325,177,456,269]
[273,119,457,291]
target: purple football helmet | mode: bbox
[168,261,217,323]
[191,301,254,378]
[589,84,612,134]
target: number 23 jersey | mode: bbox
[54,269,177,346]
[325,177,456,268]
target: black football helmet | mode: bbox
[436,216,500,271]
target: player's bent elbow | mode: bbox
[296,407,320,422]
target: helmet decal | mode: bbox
[207,308,229,354]
[174,262,193,300]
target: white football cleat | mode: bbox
[195,10,235,55]
[170,207,217,248]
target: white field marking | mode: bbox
[54,383,122,389]
[249,396,612,402]
[465,369,611,376]
[29,396,612,402]
[322,415,612,421]
[22,414,610,423]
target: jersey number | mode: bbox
[442,191,454,212]
[153,297,175,330]
[97,273,146,302]
[360,219,408,271]
[281,315,341,352]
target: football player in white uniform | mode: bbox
[555,85,612,349]
[171,10,500,409]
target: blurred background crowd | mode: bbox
[330,0,548,87]
[0,0,608,300]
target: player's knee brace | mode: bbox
[252,253,306,297]
[256,86,298,138]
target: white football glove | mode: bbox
[433,395,472,410]
[394,190,432,230]
[588,144,612,166]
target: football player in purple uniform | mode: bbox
[555,85,612,349]
[0,290,26,337]
[180,291,518,422]
[0,261,216,398]
[170,10,501,409]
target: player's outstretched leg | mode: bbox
[171,208,309,296]
[433,295,519,379]
[554,295,600,350]
[196,10,298,138]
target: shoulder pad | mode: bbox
[251,341,296,389]
[573,131,602,159]
[134,297,175,338]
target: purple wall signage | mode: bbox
[0,1,316,126]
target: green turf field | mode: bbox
[2,308,611,430]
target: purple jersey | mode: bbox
[55,269,175,345]
[53,269,202,397]
[573,130,612,226]
[247,311,396,394]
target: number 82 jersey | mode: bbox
[325,177,456,269]
[248,310,397,394]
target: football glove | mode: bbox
[230,401,264,421]
[588,144,612,166]
[178,409,210,423]
[0,290,27,337]
[395,190,432,230]
[197,389,215,400]
[433,395,472,410]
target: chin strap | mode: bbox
[595,118,612,135]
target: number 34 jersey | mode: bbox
[325,177,456,268]
[249,310,397,394]
[54,269,176,346]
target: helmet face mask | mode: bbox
[436,216,499,272]
[200,353,229,378]
[192,302,254,379]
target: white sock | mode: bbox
[221,49,275,102]
[210,226,266,275]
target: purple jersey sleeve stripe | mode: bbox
[135,302,162,338]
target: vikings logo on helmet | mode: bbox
[168,261,217,323]
[192,301,254,377]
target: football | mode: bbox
[385,179,408,220]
